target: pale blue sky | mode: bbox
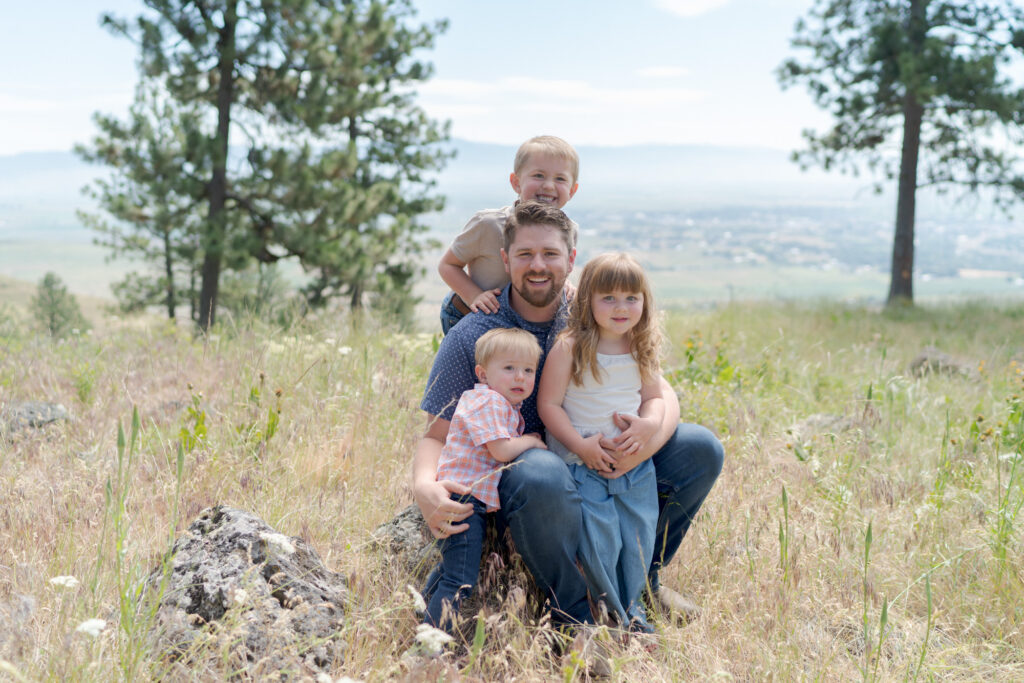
[0,0,825,155]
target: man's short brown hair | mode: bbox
[503,201,577,254]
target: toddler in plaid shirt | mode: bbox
[422,327,545,633]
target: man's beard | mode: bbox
[513,270,562,308]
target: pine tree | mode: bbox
[78,82,208,320]
[84,0,449,329]
[30,273,90,339]
[778,0,1024,305]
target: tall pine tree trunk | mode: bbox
[198,1,237,330]
[887,0,927,307]
[163,228,176,319]
[887,93,923,305]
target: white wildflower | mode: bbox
[76,618,106,637]
[229,587,249,607]
[338,346,352,356]
[407,585,426,613]
[415,623,453,655]
[315,674,333,683]
[260,532,296,556]
[999,452,1021,463]
[324,338,336,346]
[49,575,80,589]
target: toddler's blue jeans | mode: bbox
[422,493,488,632]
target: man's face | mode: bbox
[509,152,578,208]
[502,223,575,310]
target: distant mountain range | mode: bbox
[0,139,885,243]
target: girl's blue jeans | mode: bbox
[571,459,657,631]
[495,422,723,627]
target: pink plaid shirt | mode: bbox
[437,384,525,511]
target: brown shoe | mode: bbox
[649,585,701,623]
[563,625,615,679]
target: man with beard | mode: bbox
[413,200,723,633]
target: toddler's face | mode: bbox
[476,353,538,406]
[510,152,578,208]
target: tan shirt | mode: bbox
[450,205,579,292]
[450,206,515,292]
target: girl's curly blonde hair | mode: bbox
[563,252,662,387]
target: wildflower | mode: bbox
[76,619,106,637]
[260,532,296,556]
[338,346,352,356]
[415,623,453,655]
[407,585,426,613]
[49,575,80,589]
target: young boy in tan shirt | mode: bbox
[438,135,580,333]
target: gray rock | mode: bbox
[789,413,856,442]
[0,594,36,659]
[149,505,348,677]
[908,347,978,379]
[372,504,545,635]
[1,401,70,436]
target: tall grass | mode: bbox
[0,301,1022,680]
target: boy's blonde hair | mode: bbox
[475,327,542,368]
[563,252,662,387]
[514,135,580,184]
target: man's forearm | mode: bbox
[413,436,443,487]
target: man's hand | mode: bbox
[414,477,474,539]
[470,289,502,314]
[413,416,473,539]
[609,411,660,456]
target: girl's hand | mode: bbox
[470,289,502,314]
[578,433,616,473]
[610,412,660,455]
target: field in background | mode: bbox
[1,301,1022,680]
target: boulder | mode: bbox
[149,505,348,677]
[788,413,856,442]
[1,401,70,437]
[908,347,978,379]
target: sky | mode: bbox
[0,0,828,156]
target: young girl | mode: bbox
[538,252,665,633]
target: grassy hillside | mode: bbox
[1,301,1022,680]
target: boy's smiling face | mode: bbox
[509,152,578,208]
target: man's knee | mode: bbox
[498,448,578,513]
[655,424,724,490]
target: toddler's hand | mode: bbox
[525,432,547,450]
[470,289,502,314]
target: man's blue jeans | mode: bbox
[439,292,466,335]
[422,493,488,632]
[496,423,724,626]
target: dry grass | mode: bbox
[1,300,1023,681]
